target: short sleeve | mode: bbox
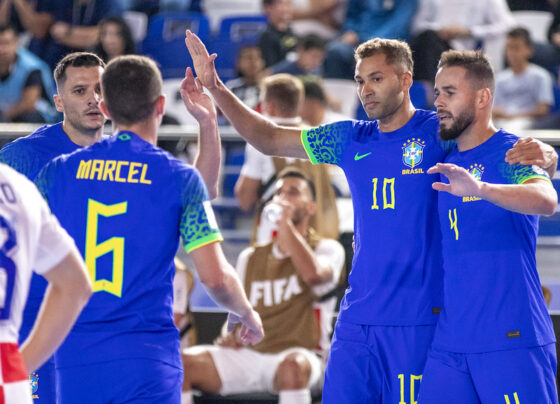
[239,143,274,181]
[310,238,345,296]
[501,163,551,185]
[34,159,58,204]
[29,182,76,274]
[0,142,34,179]
[301,121,353,166]
[179,168,223,253]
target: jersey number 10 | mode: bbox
[371,177,395,210]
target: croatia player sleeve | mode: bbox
[179,168,223,253]
[301,121,353,166]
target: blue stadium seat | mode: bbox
[141,12,210,79]
[210,15,267,82]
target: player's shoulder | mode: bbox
[1,123,61,154]
[411,109,439,135]
[0,163,40,200]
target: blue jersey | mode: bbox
[0,123,82,342]
[434,130,555,353]
[35,132,223,369]
[302,110,449,325]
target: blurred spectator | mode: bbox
[323,0,419,79]
[94,16,135,63]
[291,0,344,40]
[0,24,55,123]
[507,0,555,11]
[182,168,345,404]
[531,2,560,74]
[411,0,516,84]
[28,0,121,70]
[542,284,552,307]
[173,258,197,351]
[270,33,326,76]
[299,77,347,126]
[235,73,339,241]
[225,44,266,109]
[493,27,554,122]
[259,0,298,67]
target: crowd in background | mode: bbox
[3,0,560,129]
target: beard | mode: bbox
[438,108,475,141]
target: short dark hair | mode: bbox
[0,24,16,36]
[507,27,532,48]
[298,34,326,51]
[101,55,162,125]
[437,50,495,94]
[355,38,414,75]
[262,73,304,117]
[301,77,327,104]
[262,0,277,6]
[54,52,105,90]
[277,167,316,201]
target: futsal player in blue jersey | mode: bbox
[419,50,558,403]
[184,32,557,403]
[34,55,263,404]
[0,52,106,404]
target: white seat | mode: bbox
[123,10,148,43]
[201,0,262,32]
[321,79,359,119]
[512,11,554,43]
[162,79,199,125]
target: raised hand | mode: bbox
[180,66,217,123]
[226,310,264,346]
[184,29,219,89]
[428,163,483,197]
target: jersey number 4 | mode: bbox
[85,199,127,298]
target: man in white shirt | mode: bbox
[0,163,91,403]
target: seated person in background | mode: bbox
[493,27,554,122]
[225,44,266,110]
[271,33,326,77]
[0,24,55,123]
[173,258,197,350]
[234,73,339,241]
[542,285,552,307]
[94,16,135,63]
[259,0,298,68]
[323,0,418,79]
[181,168,345,404]
[299,77,348,126]
[291,0,344,40]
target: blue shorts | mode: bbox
[322,320,435,404]
[56,358,183,404]
[28,356,56,404]
[418,344,558,404]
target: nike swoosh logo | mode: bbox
[354,152,372,161]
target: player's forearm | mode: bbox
[20,252,92,372]
[202,265,253,318]
[13,0,52,37]
[194,118,220,199]
[478,181,557,216]
[55,25,99,48]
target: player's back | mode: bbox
[36,132,208,369]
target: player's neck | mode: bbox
[62,121,102,147]
[115,119,159,145]
[377,101,416,133]
[456,118,497,152]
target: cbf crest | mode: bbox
[469,163,484,181]
[29,372,39,399]
[402,138,425,168]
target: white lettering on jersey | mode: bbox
[250,275,302,307]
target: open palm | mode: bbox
[428,163,483,197]
[180,67,216,122]
[184,30,219,89]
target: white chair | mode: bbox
[512,11,554,43]
[322,78,359,119]
[201,0,262,32]
[123,10,148,43]
[162,79,199,125]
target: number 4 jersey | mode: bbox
[301,110,450,326]
[35,132,223,370]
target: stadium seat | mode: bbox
[123,11,148,44]
[512,11,554,43]
[201,0,262,32]
[142,12,210,79]
[210,15,267,82]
